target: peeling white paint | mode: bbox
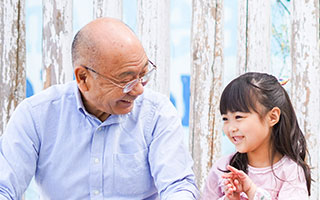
[0,0,25,135]
[291,0,320,199]
[42,1,73,88]
[93,0,123,19]
[190,0,224,190]
[238,0,271,74]
[137,0,170,97]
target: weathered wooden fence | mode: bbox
[0,0,319,199]
[190,1,320,199]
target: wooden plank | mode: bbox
[0,0,25,135]
[137,0,170,96]
[238,0,271,74]
[93,0,123,19]
[42,1,73,88]
[291,0,320,199]
[190,0,224,190]
[237,0,247,74]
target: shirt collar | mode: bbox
[73,81,86,114]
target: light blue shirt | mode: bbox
[0,81,199,200]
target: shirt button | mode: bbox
[94,158,100,164]
[93,190,99,195]
[97,127,102,131]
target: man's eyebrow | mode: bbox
[118,61,149,79]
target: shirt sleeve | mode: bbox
[202,155,237,200]
[202,161,227,200]
[146,98,199,200]
[0,100,40,199]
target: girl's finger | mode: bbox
[223,178,230,186]
[233,179,242,192]
[227,165,248,179]
[221,172,234,178]
[227,183,236,191]
[227,165,240,173]
[226,186,235,195]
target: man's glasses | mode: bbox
[82,60,157,93]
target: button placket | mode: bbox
[93,190,100,195]
[89,126,104,200]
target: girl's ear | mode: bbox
[74,66,89,91]
[268,107,281,127]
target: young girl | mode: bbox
[202,72,311,199]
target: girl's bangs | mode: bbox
[220,79,257,115]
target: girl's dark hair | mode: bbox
[219,72,311,195]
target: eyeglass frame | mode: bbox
[81,60,157,93]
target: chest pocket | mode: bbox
[113,148,153,195]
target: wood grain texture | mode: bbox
[190,0,224,190]
[42,1,73,88]
[137,0,170,96]
[0,0,25,135]
[291,0,320,199]
[93,0,123,19]
[238,0,271,74]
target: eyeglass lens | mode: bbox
[123,63,156,93]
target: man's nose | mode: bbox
[128,81,144,96]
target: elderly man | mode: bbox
[0,18,199,199]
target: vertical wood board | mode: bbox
[291,0,320,198]
[0,0,25,135]
[137,0,170,96]
[93,0,123,19]
[190,0,224,190]
[42,1,73,88]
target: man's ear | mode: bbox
[268,107,281,127]
[74,66,89,91]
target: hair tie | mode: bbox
[278,78,290,86]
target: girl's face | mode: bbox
[222,110,272,159]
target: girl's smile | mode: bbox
[231,135,244,144]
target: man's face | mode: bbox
[84,51,149,117]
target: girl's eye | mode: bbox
[235,115,243,119]
[222,117,228,121]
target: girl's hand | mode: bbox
[223,177,241,200]
[222,165,257,199]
